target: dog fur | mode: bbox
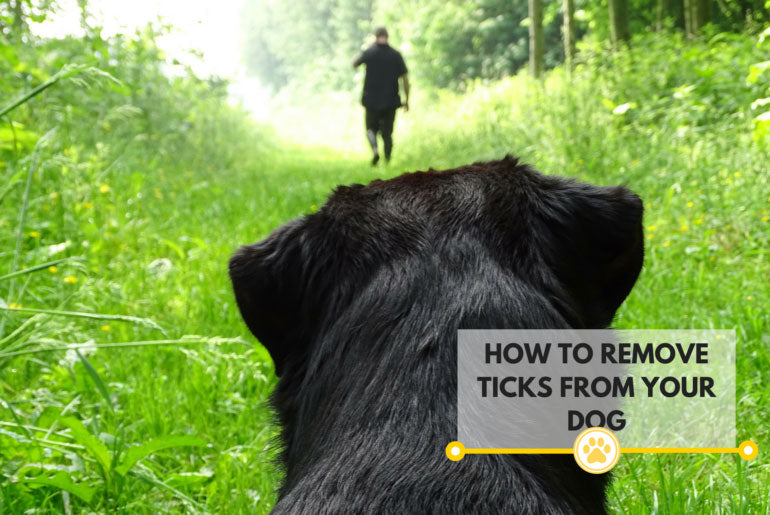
[229,156,644,514]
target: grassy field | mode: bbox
[2,31,770,513]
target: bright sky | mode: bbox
[32,0,272,117]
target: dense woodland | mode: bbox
[242,0,770,89]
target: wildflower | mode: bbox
[695,219,703,225]
[664,241,671,247]
[100,184,110,193]
[686,202,693,208]
[63,275,78,284]
[647,225,656,232]
[101,325,111,331]
[8,302,22,309]
[50,192,60,200]
[28,231,40,238]
[697,189,702,195]
[681,225,688,231]
[747,296,753,301]
[311,205,318,212]
[734,171,741,177]
[763,216,769,222]
[83,202,93,209]
[48,266,58,273]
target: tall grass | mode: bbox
[1,28,768,513]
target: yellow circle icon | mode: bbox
[738,440,758,461]
[445,441,466,461]
[573,427,621,474]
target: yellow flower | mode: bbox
[311,205,318,212]
[686,201,693,208]
[725,224,731,230]
[101,325,111,331]
[50,192,60,199]
[695,218,703,225]
[99,184,110,193]
[696,189,702,195]
[632,159,640,166]
[734,171,741,177]
[647,225,656,231]
[48,266,58,273]
[83,202,93,209]
[709,256,715,262]
[63,275,78,284]
[681,225,688,231]
[747,296,753,301]
[28,231,40,238]
[763,216,769,222]
[8,302,22,309]
[664,241,671,247]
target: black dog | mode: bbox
[229,156,644,514]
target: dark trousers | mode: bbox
[365,107,397,159]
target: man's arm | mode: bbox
[401,74,410,111]
[353,53,364,68]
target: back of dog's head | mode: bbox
[229,156,644,513]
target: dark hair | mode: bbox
[374,26,388,38]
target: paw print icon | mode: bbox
[573,427,620,474]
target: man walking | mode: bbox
[353,27,409,165]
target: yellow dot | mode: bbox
[101,325,111,331]
[664,241,671,247]
[445,441,466,461]
[747,296,753,301]
[99,184,110,193]
[48,266,58,273]
[83,202,93,209]
[739,440,758,461]
[28,231,40,238]
[695,219,703,225]
[647,225,656,231]
[8,302,22,309]
[762,216,769,222]
[681,225,688,231]
[687,201,693,207]
[64,276,78,284]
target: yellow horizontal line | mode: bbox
[464,447,739,454]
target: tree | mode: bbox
[562,0,576,68]
[684,0,710,37]
[529,0,544,77]
[608,0,630,47]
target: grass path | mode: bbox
[2,100,769,511]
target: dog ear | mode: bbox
[540,182,644,328]
[229,219,312,376]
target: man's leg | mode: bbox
[365,109,379,165]
[381,108,397,162]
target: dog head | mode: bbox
[229,156,643,377]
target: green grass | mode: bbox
[2,31,770,513]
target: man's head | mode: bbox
[374,26,388,43]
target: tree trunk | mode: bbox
[608,0,630,48]
[563,0,576,68]
[529,0,544,78]
[684,0,709,36]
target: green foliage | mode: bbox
[2,4,770,514]
[1,19,278,513]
